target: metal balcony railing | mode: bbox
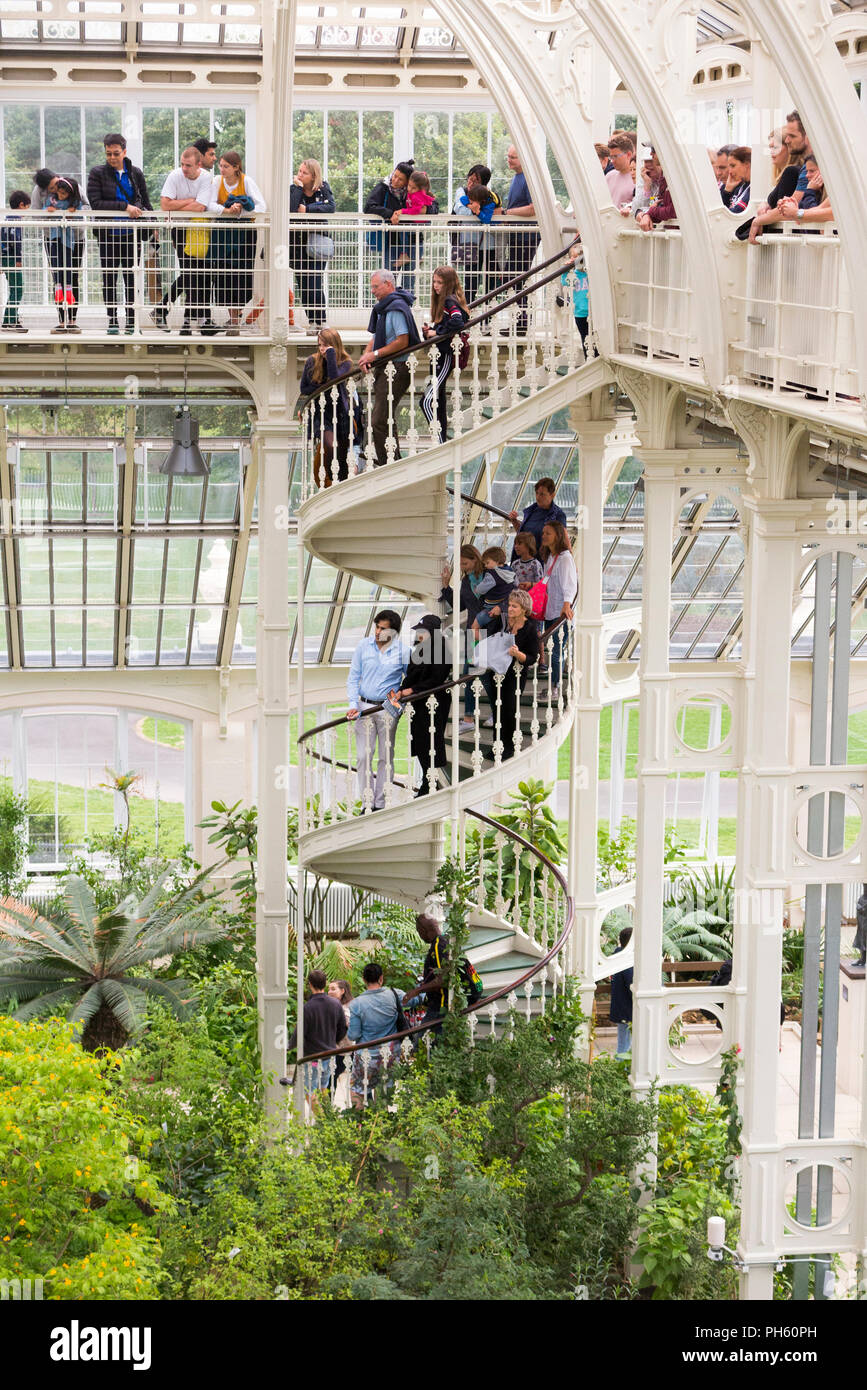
[0,209,270,339]
[614,221,860,412]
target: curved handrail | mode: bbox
[281,806,574,1078]
[446,486,514,524]
[296,612,571,745]
[297,244,580,408]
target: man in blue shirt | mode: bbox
[508,477,568,556]
[500,146,539,334]
[347,960,406,1107]
[357,268,421,466]
[347,608,411,810]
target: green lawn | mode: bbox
[139,717,185,749]
[25,778,187,859]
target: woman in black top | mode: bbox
[363,160,413,276]
[421,266,469,444]
[290,158,336,328]
[479,589,540,761]
[297,328,354,484]
[740,130,802,242]
[396,614,451,796]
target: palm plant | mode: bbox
[0,872,227,1051]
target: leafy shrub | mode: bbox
[0,1016,164,1298]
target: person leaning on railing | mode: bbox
[741,129,802,243]
[363,159,412,276]
[32,168,89,332]
[439,544,485,628]
[346,609,412,812]
[297,327,354,485]
[289,158,335,330]
[749,155,832,237]
[156,146,216,335]
[207,150,266,335]
[0,190,30,333]
[87,133,153,335]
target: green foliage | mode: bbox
[358,903,424,993]
[635,1180,738,1301]
[666,862,736,949]
[656,1087,731,1190]
[596,819,636,890]
[0,783,31,899]
[467,780,566,923]
[715,1046,743,1176]
[0,1016,164,1298]
[661,904,731,962]
[125,999,262,1210]
[54,827,199,918]
[0,870,229,1050]
[148,991,656,1301]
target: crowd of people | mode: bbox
[0,137,547,335]
[343,476,576,807]
[290,913,483,1108]
[711,111,833,241]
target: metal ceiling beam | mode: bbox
[218,441,258,668]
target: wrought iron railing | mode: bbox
[282,806,574,1104]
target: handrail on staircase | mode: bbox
[281,806,574,1079]
[297,236,581,408]
[446,486,514,524]
[296,613,571,743]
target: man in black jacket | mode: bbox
[87,134,152,333]
[396,614,451,796]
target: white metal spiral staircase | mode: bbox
[294,262,606,1074]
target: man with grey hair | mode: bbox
[357,268,421,466]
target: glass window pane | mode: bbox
[362,109,394,200]
[50,450,85,520]
[452,112,490,206]
[213,108,246,164]
[131,537,165,602]
[413,110,449,205]
[178,108,209,155]
[44,107,83,184]
[3,104,40,202]
[51,538,84,607]
[327,109,359,212]
[84,106,123,174]
[85,608,115,666]
[128,608,159,665]
[54,608,83,667]
[84,538,117,604]
[203,452,240,521]
[169,475,204,522]
[163,537,200,603]
[190,606,223,663]
[142,107,176,199]
[159,608,191,664]
[21,609,52,667]
[86,450,116,523]
[292,109,324,171]
[18,537,51,604]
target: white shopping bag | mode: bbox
[472,631,514,676]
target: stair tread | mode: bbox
[468,926,516,946]
[480,950,545,972]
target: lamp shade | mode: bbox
[159,406,209,476]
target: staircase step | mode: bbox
[479,950,543,974]
[467,925,516,947]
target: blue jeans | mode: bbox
[616,1021,632,1057]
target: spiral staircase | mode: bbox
[294,264,608,1077]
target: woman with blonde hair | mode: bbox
[290,157,336,328]
[208,150,266,333]
[297,326,354,484]
[421,266,469,443]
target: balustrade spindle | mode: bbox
[406,351,420,452]
[385,361,397,465]
[363,371,375,471]
[544,634,555,733]
[361,1049,370,1106]
[327,384,339,486]
[471,678,484,777]
[487,1000,499,1037]
[494,831,505,917]
[468,1011,478,1049]
[530,663,540,744]
[523,979,534,1021]
[506,994,517,1040]
[512,663,524,758]
[469,330,482,429]
[539,969,547,1015]
[301,407,310,502]
[492,672,504,766]
[528,857,537,941]
[449,339,462,441]
[425,693,437,795]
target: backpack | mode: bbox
[457,331,471,370]
[459,957,484,1005]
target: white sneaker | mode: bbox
[483,716,495,728]
[458,718,475,733]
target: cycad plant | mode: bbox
[0,872,226,1051]
[661,904,731,963]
